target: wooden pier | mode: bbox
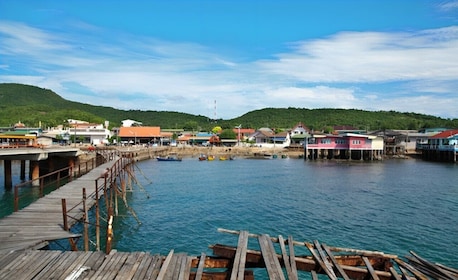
[0,154,132,252]
[0,151,456,279]
[0,228,456,279]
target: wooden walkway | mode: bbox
[0,229,456,279]
[0,159,120,252]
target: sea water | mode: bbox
[1,157,457,271]
[111,158,458,268]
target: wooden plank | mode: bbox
[304,242,337,280]
[156,249,174,280]
[394,258,429,280]
[362,256,381,280]
[278,235,295,280]
[114,252,143,280]
[131,253,156,279]
[195,253,206,280]
[287,236,298,280]
[143,254,163,280]
[33,250,77,279]
[230,230,249,280]
[389,266,402,280]
[322,243,351,280]
[314,240,337,280]
[258,234,286,280]
[409,250,457,280]
[178,255,192,280]
[311,270,318,280]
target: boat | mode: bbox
[156,153,182,161]
[207,155,215,161]
[198,154,207,161]
[219,156,227,161]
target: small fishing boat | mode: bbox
[207,155,215,161]
[156,153,182,161]
[219,156,227,161]
[198,154,207,161]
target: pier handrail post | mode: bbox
[40,177,44,197]
[83,188,89,251]
[69,166,73,182]
[61,198,68,231]
[106,207,114,254]
[14,185,19,212]
[57,171,61,188]
[95,179,100,251]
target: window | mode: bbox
[320,139,331,144]
[352,140,361,145]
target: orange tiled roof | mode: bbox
[118,126,161,137]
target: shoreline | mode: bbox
[105,145,421,161]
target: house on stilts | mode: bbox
[304,133,384,160]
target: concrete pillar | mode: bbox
[30,161,40,187]
[4,160,12,189]
[20,160,26,180]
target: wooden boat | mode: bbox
[156,153,182,161]
[198,154,207,161]
[207,228,458,280]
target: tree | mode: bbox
[212,126,222,134]
[219,129,236,139]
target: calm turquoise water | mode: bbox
[111,158,458,268]
[1,158,457,270]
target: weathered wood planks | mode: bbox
[0,160,119,252]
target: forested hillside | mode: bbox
[1,83,456,131]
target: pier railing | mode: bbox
[60,154,134,252]
[12,152,118,212]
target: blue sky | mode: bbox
[1,0,458,120]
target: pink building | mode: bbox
[305,133,384,160]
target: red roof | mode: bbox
[430,129,458,139]
[118,127,161,137]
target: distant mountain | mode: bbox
[0,83,456,131]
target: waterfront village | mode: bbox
[0,118,457,280]
[1,118,457,162]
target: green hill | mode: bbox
[0,83,456,131]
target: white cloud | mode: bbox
[0,20,457,119]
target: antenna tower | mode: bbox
[214,100,217,123]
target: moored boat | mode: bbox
[156,153,182,161]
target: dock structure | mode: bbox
[0,229,456,279]
[0,153,133,252]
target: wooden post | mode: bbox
[14,185,19,212]
[83,188,89,251]
[104,176,109,209]
[95,180,100,251]
[69,166,73,182]
[106,208,114,254]
[57,171,61,188]
[61,198,68,231]
[40,177,44,197]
